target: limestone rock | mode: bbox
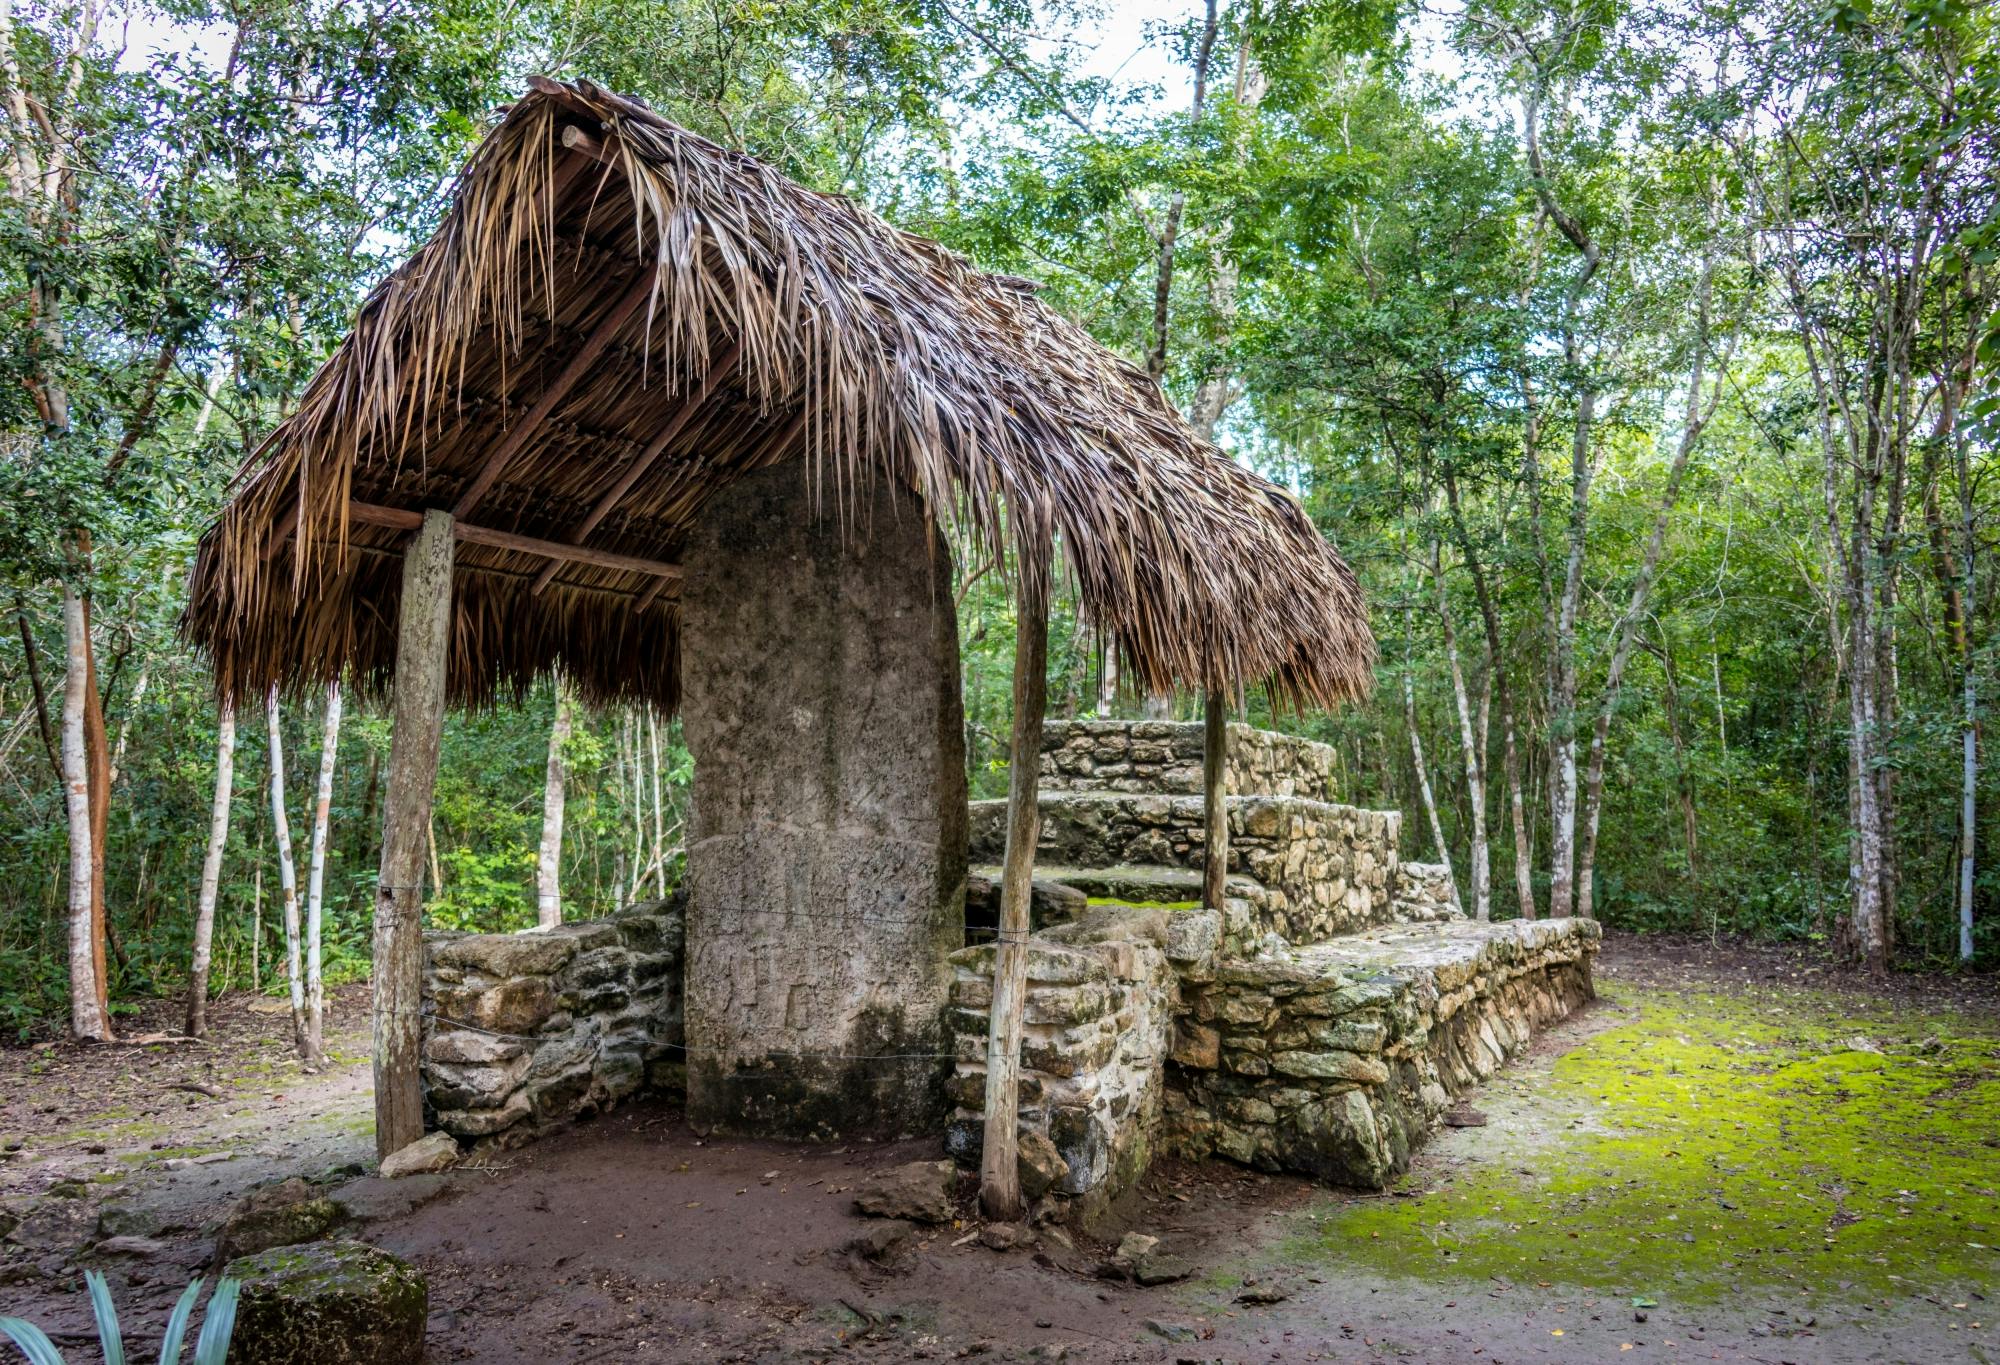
[1134,1251,1193,1285]
[92,1235,168,1258]
[1017,1130,1070,1201]
[852,1160,956,1225]
[211,1179,343,1267]
[1115,1232,1158,1260]
[225,1241,427,1365]
[846,1219,915,1265]
[978,1221,1034,1251]
[378,1132,458,1179]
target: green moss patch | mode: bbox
[1291,983,2000,1305]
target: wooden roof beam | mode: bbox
[451,268,657,520]
[528,338,743,595]
[348,501,682,581]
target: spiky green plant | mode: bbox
[0,1271,239,1364]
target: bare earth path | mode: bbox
[2,939,1995,1363]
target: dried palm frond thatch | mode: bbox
[184,78,1373,712]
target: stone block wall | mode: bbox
[421,902,684,1148]
[940,905,1206,1228]
[970,793,1402,946]
[1162,918,1599,1187]
[1040,720,1339,801]
[1391,861,1462,921]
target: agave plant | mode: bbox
[0,1270,239,1364]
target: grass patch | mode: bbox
[1292,983,2000,1305]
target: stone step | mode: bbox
[972,862,1262,908]
[1039,719,1339,802]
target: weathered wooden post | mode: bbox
[980,530,1050,1220]
[1202,690,1228,908]
[372,509,454,1159]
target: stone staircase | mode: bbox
[947,719,1599,1228]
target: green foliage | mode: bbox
[0,1272,239,1365]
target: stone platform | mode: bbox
[410,717,1595,1227]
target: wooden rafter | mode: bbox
[528,339,744,595]
[451,269,657,519]
[346,501,682,581]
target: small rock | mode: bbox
[852,1160,955,1225]
[1017,1131,1070,1201]
[211,1178,343,1267]
[1146,1319,1198,1342]
[95,1204,163,1240]
[378,1132,459,1180]
[1442,1108,1488,1128]
[1115,1232,1159,1261]
[93,1235,168,1258]
[1236,1282,1291,1305]
[978,1222,1033,1251]
[846,1219,914,1265]
[225,1241,427,1365]
[1133,1252,1193,1286]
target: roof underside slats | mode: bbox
[184,79,1374,713]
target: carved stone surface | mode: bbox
[679,462,967,1139]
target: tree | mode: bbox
[537,682,573,929]
[185,701,237,1038]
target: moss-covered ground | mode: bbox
[1288,979,2000,1310]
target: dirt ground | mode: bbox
[2,936,1995,1363]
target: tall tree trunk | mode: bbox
[62,585,108,1041]
[1403,600,1455,888]
[1443,466,1536,919]
[647,707,666,897]
[538,681,573,928]
[1096,630,1118,718]
[1435,555,1489,919]
[185,700,237,1037]
[265,685,308,1055]
[82,593,109,1014]
[302,680,341,1067]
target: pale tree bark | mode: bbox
[647,707,667,897]
[185,700,237,1037]
[61,585,108,1040]
[1402,599,1455,889]
[1442,466,1536,919]
[1434,552,1489,919]
[1576,229,1731,919]
[302,680,341,1066]
[265,685,308,1057]
[1095,631,1118,718]
[537,680,573,928]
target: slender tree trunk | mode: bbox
[265,685,308,1055]
[1435,557,1488,918]
[1096,631,1118,718]
[1443,467,1536,919]
[302,680,341,1067]
[62,585,108,1041]
[538,681,573,928]
[647,707,666,897]
[185,700,237,1037]
[1403,601,1455,888]
[82,594,109,1015]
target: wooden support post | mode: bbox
[372,509,455,1160]
[1203,690,1229,909]
[980,538,1050,1221]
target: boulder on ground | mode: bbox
[378,1132,459,1179]
[851,1160,956,1225]
[211,1178,343,1266]
[223,1240,427,1365]
[845,1219,914,1265]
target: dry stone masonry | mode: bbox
[950,718,1597,1226]
[413,717,1594,1231]
[420,901,683,1148]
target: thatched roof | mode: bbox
[185,78,1373,712]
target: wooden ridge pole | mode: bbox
[372,509,454,1159]
[980,525,1051,1221]
[1202,690,1229,909]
